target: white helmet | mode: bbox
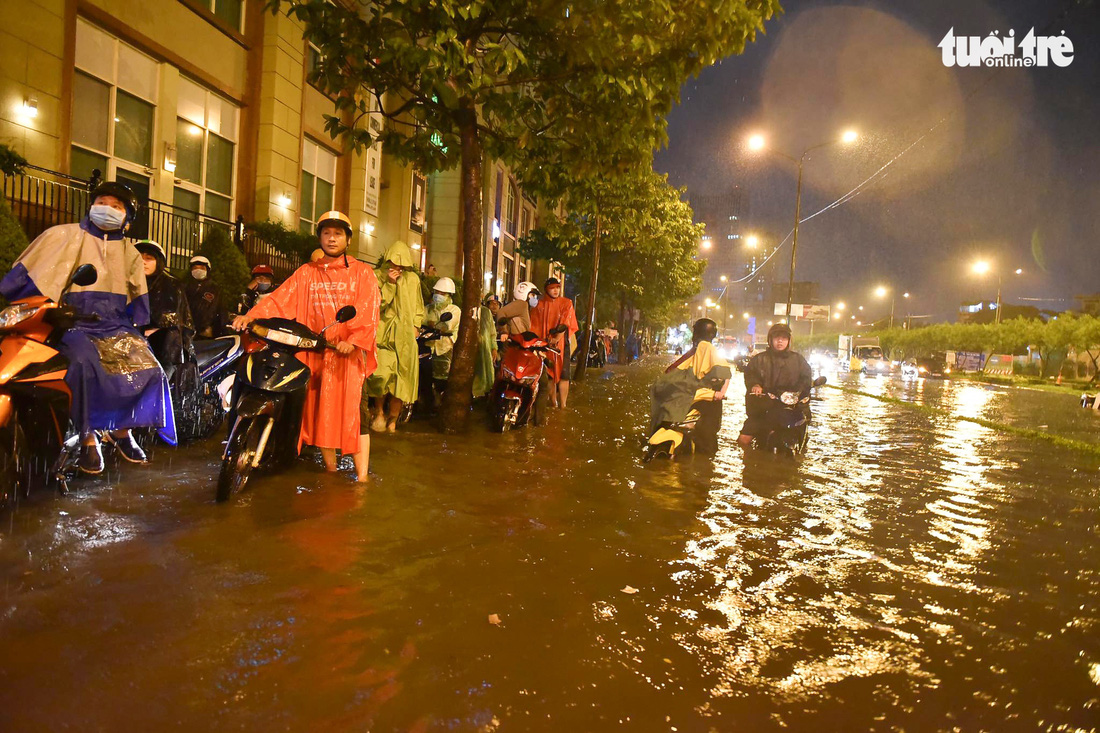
[189,255,211,268]
[433,276,456,294]
[514,281,537,301]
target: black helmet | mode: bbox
[544,277,561,288]
[89,181,138,221]
[692,318,718,344]
[768,322,792,346]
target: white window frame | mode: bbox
[71,19,159,189]
[300,138,338,232]
[173,78,240,222]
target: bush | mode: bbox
[0,197,29,307]
[246,220,315,265]
[0,144,27,176]
[197,227,250,300]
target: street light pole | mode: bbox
[889,296,895,329]
[786,157,804,320]
[995,275,1002,324]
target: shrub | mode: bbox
[197,227,250,300]
[0,197,29,307]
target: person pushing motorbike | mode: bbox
[737,322,812,448]
[232,211,379,482]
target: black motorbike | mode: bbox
[401,311,452,422]
[747,375,827,456]
[216,306,355,502]
[587,333,606,368]
[146,329,242,443]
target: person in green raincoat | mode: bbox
[363,241,424,433]
[473,295,500,398]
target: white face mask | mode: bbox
[432,293,448,305]
[191,268,208,281]
[528,295,539,308]
[89,204,126,231]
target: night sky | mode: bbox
[655,0,1100,323]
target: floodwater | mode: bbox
[1,361,1098,732]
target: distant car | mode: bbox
[901,356,948,379]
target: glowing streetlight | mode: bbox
[971,261,1022,324]
[700,238,712,251]
[747,126,865,318]
[1015,268,1023,275]
[719,275,728,283]
[742,312,750,319]
[745,235,759,249]
[972,260,991,275]
[874,285,887,298]
[836,301,845,311]
[833,312,842,320]
[858,305,864,311]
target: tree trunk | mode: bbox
[439,106,483,433]
[572,214,601,381]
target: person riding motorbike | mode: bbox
[737,322,813,448]
[364,241,424,433]
[185,255,227,338]
[649,318,731,455]
[237,264,276,316]
[232,211,380,482]
[0,181,175,473]
[135,240,195,381]
[423,276,461,396]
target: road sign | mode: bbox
[775,303,804,316]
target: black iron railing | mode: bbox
[2,166,299,281]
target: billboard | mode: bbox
[774,303,830,321]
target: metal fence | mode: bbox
[2,166,299,281]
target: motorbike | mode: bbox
[586,333,606,368]
[400,311,452,422]
[0,264,98,507]
[488,328,561,432]
[645,397,715,462]
[747,375,828,456]
[216,305,355,503]
[146,329,243,442]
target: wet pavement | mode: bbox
[1,360,1099,732]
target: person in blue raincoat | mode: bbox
[0,181,174,474]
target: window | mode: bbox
[71,19,158,185]
[519,207,529,241]
[174,77,239,221]
[300,138,337,233]
[505,181,517,237]
[194,0,244,33]
[306,43,324,84]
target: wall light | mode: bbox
[277,193,293,207]
[20,97,39,119]
[362,221,376,236]
[163,142,177,173]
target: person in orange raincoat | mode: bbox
[232,211,380,482]
[529,277,579,408]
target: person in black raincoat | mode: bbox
[135,240,194,381]
[236,264,276,316]
[737,322,813,447]
[184,255,226,337]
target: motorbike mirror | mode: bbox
[71,264,98,288]
[439,311,453,323]
[813,376,828,387]
[335,305,356,323]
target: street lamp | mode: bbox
[971,260,1023,324]
[745,234,759,249]
[874,285,895,328]
[700,237,712,251]
[836,301,845,311]
[748,128,860,319]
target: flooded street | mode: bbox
[2,361,1099,732]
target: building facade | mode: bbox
[1,0,544,292]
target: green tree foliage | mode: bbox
[0,197,29,307]
[0,143,28,177]
[197,227,250,301]
[269,0,779,431]
[520,169,704,329]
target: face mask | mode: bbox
[528,295,539,308]
[256,282,272,293]
[191,268,208,281]
[433,293,447,305]
[89,205,126,231]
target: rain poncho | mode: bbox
[1,220,175,442]
[245,255,379,455]
[185,277,226,336]
[425,294,461,381]
[530,294,579,382]
[364,241,424,403]
[649,340,731,432]
[473,305,497,398]
[145,266,195,382]
[496,298,530,335]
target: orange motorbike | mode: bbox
[0,265,97,508]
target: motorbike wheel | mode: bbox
[532,380,550,427]
[216,417,266,503]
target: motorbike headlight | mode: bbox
[780,391,799,406]
[0,302,38,329]
[918,366,928,374]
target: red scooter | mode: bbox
[489,329,561,432]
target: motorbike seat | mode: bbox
[194,336,240,373]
